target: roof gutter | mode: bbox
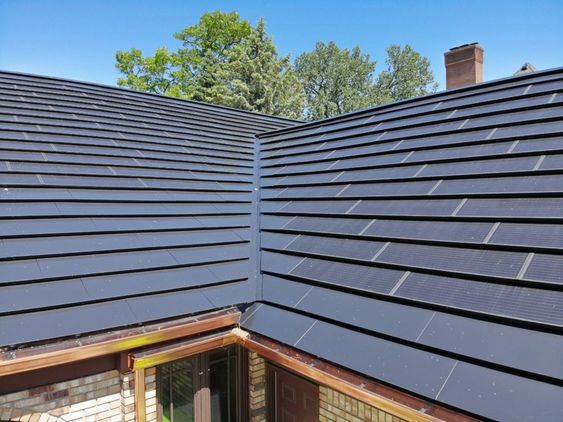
[0,309,240,377]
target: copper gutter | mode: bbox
[0,309,240,377]
[234,330,479,422]
[129,330,238,370]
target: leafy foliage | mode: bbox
[375,44,439,103]
[116,11,437,120]
[295,42,376,120]
[295,42,437,120]
[115,11,303,118]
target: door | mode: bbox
[267,365,319,422]
[156,346,240,422]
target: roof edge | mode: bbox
[0,69,302,125]
[259,65,563,137]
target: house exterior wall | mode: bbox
[249,351,267,422]
[249,351,409,422]
[145,367,158,422]
[0,370,134,422]
[320,386,407,422]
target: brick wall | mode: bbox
[0,370,135,422]
[248,351,267,422]
[145,367,158,422]
[320,385,407,422]
[247,351,408,422]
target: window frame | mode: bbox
[155,345,245,422]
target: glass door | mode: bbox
[156,346,240,422]
[158,357,198,422]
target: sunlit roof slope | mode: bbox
[0,70,297,347]
[246,66,563,421]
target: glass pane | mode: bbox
[158,358,195,422]
[209,347,238,422]
[172,359,195,422]
[159,365,172,422]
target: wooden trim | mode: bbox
[0,309,240,377]
[234,330,477,422]
[135,367,146,422]
[129,330,238,370]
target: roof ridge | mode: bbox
[259,65,563,137]
[0,69,302,125]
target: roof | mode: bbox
[243,67,563,421]
[1,67,563,420]
[0,70,296,346]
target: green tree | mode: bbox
[295,42,376,120]
[375,44,438,103]
[295,42,437,120]
[115,11,304,118]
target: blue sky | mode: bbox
[1,0,562,91]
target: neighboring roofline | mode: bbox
[0,69,303,125]
[259,65,563,137]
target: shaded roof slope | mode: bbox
[0,70,297,347]
[244,67,563,421]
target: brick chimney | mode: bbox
[444,43,484,89]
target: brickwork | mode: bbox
[145,367,158,422]
[248,351,267,422]
[0,370,130,422]
[120,372,136,422]
[320,386,407,422]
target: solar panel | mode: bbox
[261,232,298,249]
[82,265,217,299]
[351,199,462,216]
[329,152,406,170]
[285,235,385,260]
[284,216,370,234]
[523,253,563,284]
[241,304,317,346]
[296,285,434,340]
[126,289,213,322]
[296,320,457,398]
[436,362,563,422]
[278,200,357,213]
[406,141,512,163]
[513,136,563,154]
[291,258,403,293]
[203,280,253,308]
[376,243,526,278]
[276,185,345,198]
[458,198,563,218]
[364,219,493,243]
[0,278,87,313]
[417,313,563,379]
[261,251,304,274]
[341,180,435,197]
[262,275,313,307]
[395,272,563,325]
[0,300,137,347]
[490,223,563,249]
[435,175,563,195]
[421,156,538,177]
[492,120,563,139]
[335,165,421,182]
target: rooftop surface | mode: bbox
[1,68,562,421]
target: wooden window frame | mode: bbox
[150,344,243,422]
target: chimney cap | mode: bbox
[449,42,480,52]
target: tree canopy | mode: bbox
[295,42,377,120]
[116,11,438,120]
[295,42,438,120]
[115,11,304,119]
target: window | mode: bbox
[157,346,240,422]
